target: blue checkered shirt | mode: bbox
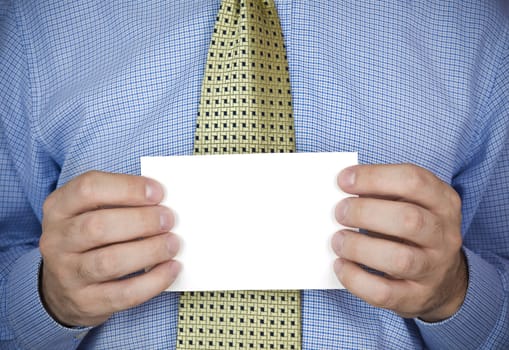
[1,1,508,349]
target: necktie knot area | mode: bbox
[194,0,295,155]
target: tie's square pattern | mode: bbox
[178,0,301,348]
[178,291,300,349]
[193,0,295,155]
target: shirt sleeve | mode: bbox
[0,2,91,348]
[416,26,509,350]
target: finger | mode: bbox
[335,197,437,247]
[86,260,181,316]
[64,206,175,252]
[332,230,428,279]
[334,258,419,317]
[337,164,460,214]
[76,233,180,283]
[44,171,164,218]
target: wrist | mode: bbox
[39,262,75,328]
[7,249,91,349]
[419,250,468,322]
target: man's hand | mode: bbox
[39,171,181,327]
[332,164,467,322]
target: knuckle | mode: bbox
[392,247,415,276]
[371,281,394,309]
[80,214,105,246]
[39,234,51,257]
[446,189,462,215]
[402,164,428,192]
[449,232,463,252]
[76,171,101,200]
[449,190,462,210]
[401,206,425,234]
[40,231,68,266]
[93,250,116,279]
[42,193,57,216]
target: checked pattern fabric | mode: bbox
[177,0,301,349]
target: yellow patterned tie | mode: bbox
[176,0,300,349]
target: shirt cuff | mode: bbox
[416,247,504,349]
[6,248,92,350]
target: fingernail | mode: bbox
[335,199,349,223]
[146,179,163,203]
[168,260,182,279]
[340,168,356,188]
[333,232,344,254]
[334,258,344,272]
[166,234,180,256]
[160,209,174,231]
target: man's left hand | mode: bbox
[332,164,467,322]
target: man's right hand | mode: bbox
[39,171,181,327]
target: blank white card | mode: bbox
[141,152,357,291]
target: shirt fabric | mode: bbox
[1,1,508,349]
